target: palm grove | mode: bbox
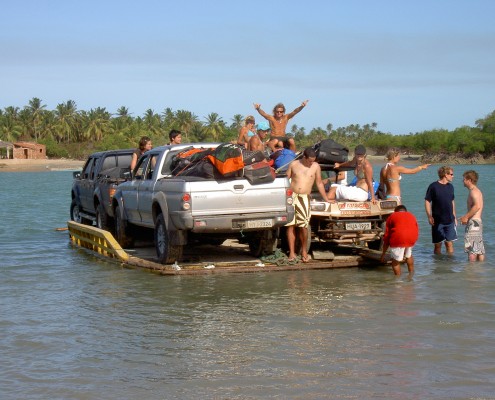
[1,97,495,160]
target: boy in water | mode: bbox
[459,170,485,262]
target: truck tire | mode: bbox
[114,205,134,248]
[96,202,112,232]
[248,229,278,257]
[155,213,183,264]
[70,199,91,225]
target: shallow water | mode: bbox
[1,167,494,399]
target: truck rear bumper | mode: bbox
[170,210,294,233]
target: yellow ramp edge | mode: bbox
[68,221,129,262]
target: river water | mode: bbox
[1,165,494,399]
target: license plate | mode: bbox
[345,222,371,230]
[246,219,273,228]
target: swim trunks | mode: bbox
[432,222,457,244]
[286,193,311,228]
[464,219,485,255]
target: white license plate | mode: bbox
[345,222,371,230]
[246,219,273,228]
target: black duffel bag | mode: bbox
[313,139,349,165]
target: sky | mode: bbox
[1,0,494,135]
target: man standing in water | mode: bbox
[286,148,329,263]
[459,170,485,262]
[425,166,457,254]
[254,100,308,152]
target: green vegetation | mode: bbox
[1,97,495,159]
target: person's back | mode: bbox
[385,210,419,247]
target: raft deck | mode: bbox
[67,221,386,275]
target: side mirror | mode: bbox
[73,171,81,179]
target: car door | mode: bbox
[121,154,150,223]
[80,156,98,212]
[137,152,159,225]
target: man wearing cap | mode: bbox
[327,144,376,203]
[248,121,270,152]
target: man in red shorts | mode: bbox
[380,205,419,276]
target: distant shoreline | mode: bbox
[0,159,84,172]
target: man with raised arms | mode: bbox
[254,100,308,152]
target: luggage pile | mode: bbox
[171,144,275,185]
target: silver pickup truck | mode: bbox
[112,143,295,264]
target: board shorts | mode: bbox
[464,219,485,255]
[286,193,311,228]
[335,185,368,202]
[389,247,413,262]
[432,222,457,244]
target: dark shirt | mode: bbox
[425,181,455,225]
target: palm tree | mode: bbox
[143,109,162,136]
[0,108,23,142]
[54,100,78,143]
[82,107,112,142]
[175,110,198,142]
[26,97,47,141]
[230,114,244,131]
[203,113,225,142]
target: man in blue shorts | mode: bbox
[425,166,457,254]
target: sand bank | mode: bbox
[0,158,84,172]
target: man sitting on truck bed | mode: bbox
[327,144,376,203]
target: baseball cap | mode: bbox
[256,121,270,131]
[355,145,366,155]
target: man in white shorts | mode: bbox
[380,205,419,276]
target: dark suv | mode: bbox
[70,149,133,231]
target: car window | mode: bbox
[83,157,97,179]
[134,155,150,180]
[101,155,116,171]
[117,154,132,168]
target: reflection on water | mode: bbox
[1,170,495,399]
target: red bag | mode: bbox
[243,160,276,185]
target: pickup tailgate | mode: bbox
[187,178,289,215]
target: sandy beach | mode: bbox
[0,158,84,172]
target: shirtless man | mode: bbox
[286,147,330,263]
[459,170,485,261]
[253,100,308,152]
[248,121,270,152]
[327,145,376,203]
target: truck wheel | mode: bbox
[114,205,134,248]
[249,229,278,257]
[70,199,91,225]
[155,213,183,264]
[96,202,112,232]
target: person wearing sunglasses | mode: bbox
[425,166,457,254]
[253,100,308,152]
